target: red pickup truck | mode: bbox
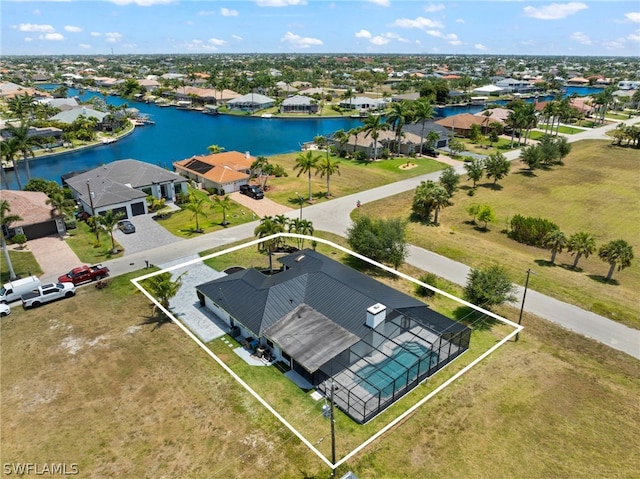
[58,264,110,285]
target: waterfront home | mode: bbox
[64,159,188,219]
[280,95,318,114]
[435,113,493,137]
[338,96,386,113]
[226,93,276,112]
[0,190,66,239]
[173,151,255,194]
[196,249,470,424]
[472,84,504,96]
[494,78,535,94]
[49,106,108,128]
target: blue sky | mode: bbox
[3,0,639,57]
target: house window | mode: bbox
[282,351,291,362]
[266,340,274,348]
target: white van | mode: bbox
[0,276,42,303]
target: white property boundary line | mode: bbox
[131,234,522,473]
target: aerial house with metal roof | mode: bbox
[196,249,470,424]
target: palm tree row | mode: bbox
[293,150,341,201]
[254,214,314,272]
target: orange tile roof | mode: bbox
[435,113,487,130]
[174,151,256,184]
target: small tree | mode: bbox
[12,233,27,250]
[212,195,231,227]
[347,215,408,269]
[448,138,466,157]
[184,193,207,233]
[476,204,496,230]
[543,230,567,265]
[464,158,484,187]
[464,265,517,310]
[97,209,125,253]
[143,271,187,319]
[469,124,482,142]
[598,239,634,282]
[414,272,438,298]
[439,166,461,198]
[484,152,511,185]
[567,232,597,270]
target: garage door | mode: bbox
[112,206,128,218]
[23,221,58,239]
[131,201,146,216]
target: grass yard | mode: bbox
[2,260,638,478]
[357,140,640,328]
[0,249,43,283]
[65,221,124,263]
[262,152,444,208]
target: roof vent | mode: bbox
[295,255,305,262]
[366,303,386,329]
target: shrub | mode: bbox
[509,214,559,247]
[12,234,27,248]
[415,272,438,298]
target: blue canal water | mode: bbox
[3,85,602,189]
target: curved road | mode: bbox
[103,118,640,359]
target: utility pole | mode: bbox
[516,269,533,342]
[295,192,303,220]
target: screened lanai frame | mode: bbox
[316,309,471,424]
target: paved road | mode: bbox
[102,118,640,359]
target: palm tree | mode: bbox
[46,191,75,219]
[567,232,597,270]
[207,144,225,154]
[288,218,314,249]
[543,230,567,265]
[294,150,321,202]
[97,210,125,253]
[361,114,387,161]
[212,194,231,226]
[332,129,349,156]
[341,88,354,110]
[412,98,436,155]
[4,120,38,181]
[315,153,341,197]
[431,186,450,225]
[144,271,187,318]
[1,138,22,190]
[254,216,285,272]
[0,200,22,280]
[387,100,410,156]
[184,193,207,233]
[598,239,634,282]
[348,126,362,155]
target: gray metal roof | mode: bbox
[264,304,360,373]
[281,95,313,106]
[49,107,107,124]
[197,249,460,346]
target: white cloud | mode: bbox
[523,2,588,20]
[475,43,488,51]
[79,44,91,49]
[370,35,391,45]
[455,18,465,24]
[355,29,372,39]
[570,32,592,45]
[280,31,322,48]
[40,32,64,41]
[14,23,55,32]
[221,8,238,17]
[105,32,123,43]
[231,34,243,41]
[208,37,228,46]
[366,0,390,6]
[90,32,101,37]
[64,25,82,33]
[24,37,33,42]
[426,30,461,45]
[108,0,176,6]
[256,0,306,7]
[625,12,640,23]
[393,16,443,30]
[627,30,640,42]
[424,3,445,13]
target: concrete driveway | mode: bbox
[113,211,183,256]
[26,235,83,283]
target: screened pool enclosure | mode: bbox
[316,306,470,424]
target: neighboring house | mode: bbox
[0,190,66,239]
[617,80,640,90]
[138,78,160,92]
[173,86,219,106]
[40,97,79,110]
[402,121,452,149]
[49,106,108,127]
[473,107,511,124]
[280,95,318,114]
[494,78,535,93]
[275,81,299,97]
[196,249,471,424]
[471,84,504,96]
[226,93,275,112]
[64,159,188,218]
[391,92,420,102]
[338,96,386,112]
[173,151,255,194]
[566,77,589,86]
[435,113,492,137]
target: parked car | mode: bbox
[0,302,10,317]
[239,184,264,200]
[424,148,439,157]
[117,219,136,234]
[21,282,76,309]
[58,264,110,285]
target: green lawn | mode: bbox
[0,249,42,283]
[65,222,124,263]
[357,140,640,328]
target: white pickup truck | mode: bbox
[21,282,76,309]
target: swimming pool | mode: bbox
[358,342,439,397]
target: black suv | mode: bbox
[239,184,264,199]
[424,148,439,157]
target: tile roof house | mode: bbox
[0,190,66,239]
[196,249,471,423]
[173,151,255,194]
[226,93,275,112]
[435,113,492,137]
[64,159,188,219]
